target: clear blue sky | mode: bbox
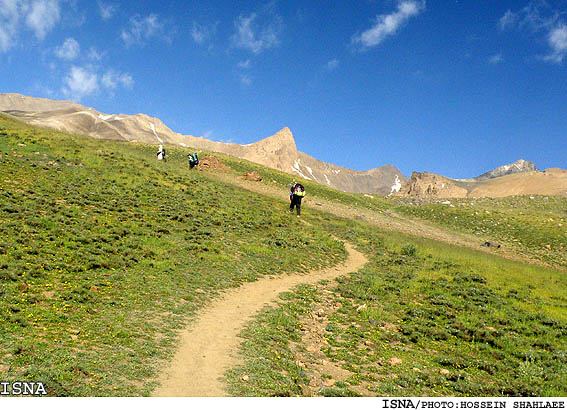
[1,0,566,178]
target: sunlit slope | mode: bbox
[1,114,566,398]
[0,114,346,396]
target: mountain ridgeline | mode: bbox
[400,161,567,198]
[2,93,565,198]
[0,93,405,195]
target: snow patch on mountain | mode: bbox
[291,159,311,180]
[306,166,317,181]
[149,123,163,143]
[389,175,402,194]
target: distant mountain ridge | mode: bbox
[0,93,406,194]
[456,159,537,182]
[399,166,567,199]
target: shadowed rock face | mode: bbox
[0,93,406,194]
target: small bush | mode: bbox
[401,243,417,256]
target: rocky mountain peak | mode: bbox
[475,159,536,181]
[251,127,297,152]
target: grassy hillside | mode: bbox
[0,115,345,396]
[390,196,567,268]
[226,219,567,396]
[216,152,567,269]
[1,114,566,397]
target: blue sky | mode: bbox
[1,0,566,178]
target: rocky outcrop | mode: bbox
[399,168,567,198]
[399,172,469,198]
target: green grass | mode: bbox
[0,115,346,396]
[390,196,567,268]
[221,151,567,270]
[3,113,567,397]
[226,216,567,396]
[218,152,394,212]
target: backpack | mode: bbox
[189,152,199,166]
[294,184,305,197]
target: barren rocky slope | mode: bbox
[400,168,567,198]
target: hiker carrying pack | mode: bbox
[188,152,199,169]
[157,145,166,161]
[289,182,305,217]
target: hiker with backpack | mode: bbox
[289,182,305,217]
[157,145,166,161]
[188,152,199,169]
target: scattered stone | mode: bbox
[356,304,367,312]
[481,241,501,249]
[545,244,551,250]
[241,375,249,382]
[195,157,230,170]
[440,369,450,375]
[315,308,325,317]
[240,171,262,182]
[368,318,379,326]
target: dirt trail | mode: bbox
[212,172,540,266]
[154,241,367,397]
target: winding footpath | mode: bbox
[153,241,367,397]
